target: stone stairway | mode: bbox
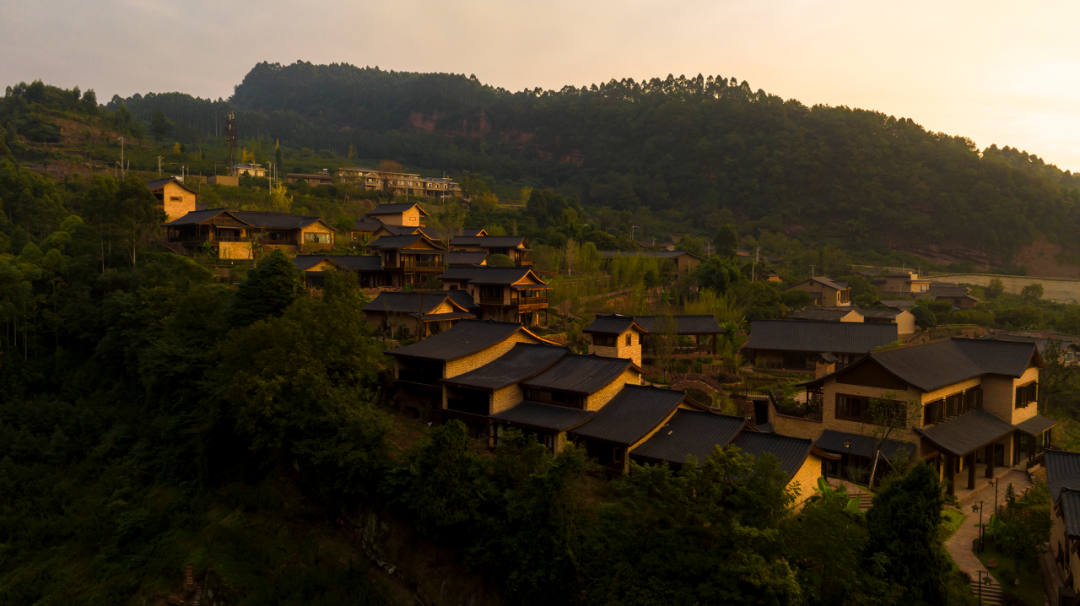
[853,491,872,512]
[969,578,1004,605]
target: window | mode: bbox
[924,399,944,425]
[1015,382,1038,408]
[964,388,982,412]
[170,196,182,201]
[594,335,616,347]
[305,232,332,244]
[625,334,632,346]
[836,394,870,422]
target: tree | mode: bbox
[910,305,937,328]
[347,144,356,158]
[714,223,739,257]
[275,139,283,168]
[241,147,256,164]
[225,248,304,328]
[377,159,403,197]
[652,312,678,379]
[865,463,950,605]
[488,254,516,268]
[997,305,1044,329]
[150,110,171,143]
[564,238,578,276]
[269,183,293,213]
[860,392,920,487]
[81,88,97,114]
[694,256,746,293]
[985,278,1005,299]
[1021,283,1044,303]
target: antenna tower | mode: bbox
[224,111,237,176]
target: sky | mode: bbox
[4,0,1080,170]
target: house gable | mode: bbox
[836,358,911,391]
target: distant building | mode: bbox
[335,166,462,198]
[743,319,898,371]
[787,277,852,306]
[285,169,333,186]
[232,163,267,178]
[162,209,336,259]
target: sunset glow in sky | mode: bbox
[4,0,1079,169]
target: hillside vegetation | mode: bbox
[109,61,1080,268]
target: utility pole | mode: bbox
[753,247,759,281]
[810,264,816,278]
[631,225,640,243]
[224,111,237,176]
[156,156,164,178]
[117,136,125,179]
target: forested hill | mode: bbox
[126,61,1080,266]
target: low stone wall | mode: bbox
[935,273,1080,304]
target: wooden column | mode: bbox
[985,444,995,478]
[967,452,977,489]
[712,335,717,355]
[946,454,956,496]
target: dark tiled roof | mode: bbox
[369,234,445,250]
[445,251,489,265]
[745,320,897,353]
[634,315,724,335]
[814,429,915,461]
[631,409,747,465]
[366,203,429,216]
[870,340,986,391]
[789,308,863,321]
[147,177,196,193]
[489,401,595,431]
[232,210,324,229]
[441,344,568,390]
[600,250,702,260]
[730,432,814,478]
[364,292,462,314]
[569,385,687,446]
[1014,415,1057,436]
[385,320,533,361]
[352,218,384,232]
[521,354,636,395]
[292,255,326,271]
[420,312,476,321]
[953,338,1040,376]
[915,408,1016,457]
[878,299,916,309]
[1061,489,1080,537]
[1046,450,1080,500]
[790,276,848,291]
[331,255,384,272]
[584,314,648,335]
[451,235,526,248]
[856,307,905,319]
[980,332,1080,357]
[440,289,479,310]
[378,225,422,236]
[439,266,548,286]
[162,209,239,227]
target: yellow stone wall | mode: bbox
[588,328,642,366]
[443,332,545,378]
[161,182,196,222]
[789,453,824,504]
[585,368,642,411]
[1051,508,1080,585]
[491,383,524,414]
[218,241,253,260]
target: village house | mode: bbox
[631,410,836,503]
[385,320,559,414]
[387,317,831,500]
[765,270,783,283]
[773,338,1054,495]
[788,307,917,336]
[600,250,702,276]
[583,315,648,366]
[335,167,462,198]
[920,282,981,309]
[787,277,852,306]
[147,177,198,222]
[864,270,933,295]
[743,320,899,372]
[163,209,335,259]
[980,331,1080,367]
[450,235,533,267]
[363,291,475,337]
[368,233,447,288]
[1046,450,1080,593]
[232,163,267,178]
[438,266,552,326]
[291,254,390,289]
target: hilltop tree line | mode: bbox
[105,61,1080,267]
